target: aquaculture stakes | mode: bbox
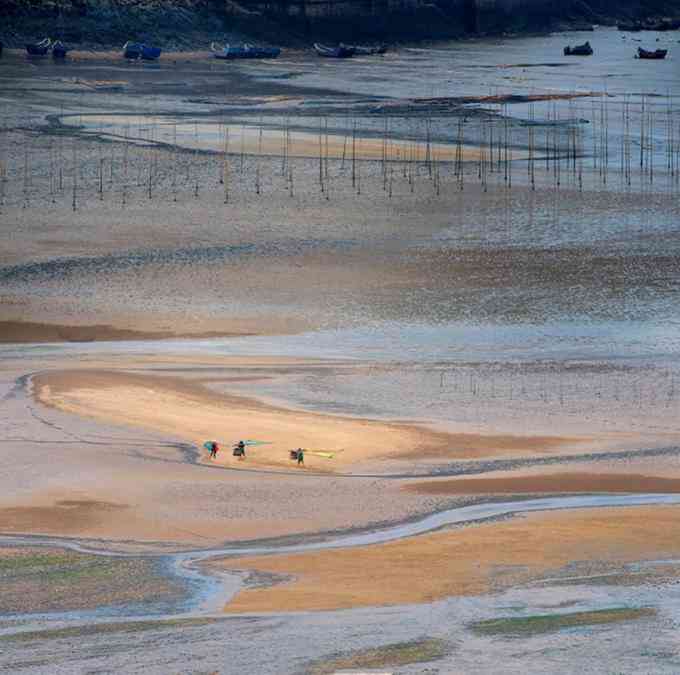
[1,93,678,215]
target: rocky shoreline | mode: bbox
[2,0,679,50]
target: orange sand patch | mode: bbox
[0,500,129,536]
[403,435,582,459]
[404,472,680,495]
[217,505,680,613]
[33,369,447,470]
[0,320,251,344]
[64,114,485,161]
[32,369,574,470]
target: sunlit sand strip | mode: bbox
[216,504,680,612]
[60,114,493,161]
[32,369,575,471]
[404,472,680,495]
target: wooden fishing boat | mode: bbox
[123,41,161,61]
[51,40,68,59]
[637,47,668,59]
[123,41,142,59]
[26,38,51,56]
[210,42,280,60]
[140,44,161,60]
[352,44,388,56]
[313,43,355,58]
[564,41,593,56]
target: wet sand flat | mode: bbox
[216,504,680,613]
[1,33,680,674]
[32,368,578,470]
[0,320,253,343]
[64,114,487,161]
[0,360,461,547]
[404,472,680,495]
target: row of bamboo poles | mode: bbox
[436,365,680,414]
[1,95,679,212]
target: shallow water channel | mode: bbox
[2,492,680,630]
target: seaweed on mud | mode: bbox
[0,548,186,615]
[306,637,449,674]
[470,607,656,637]
[0,617,223,643]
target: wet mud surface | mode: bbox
[2,26,680,675]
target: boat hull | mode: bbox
[123,43,161,60]
[26,44,50,56]
[637,48,668,59]
[314,43,355,58]
[213,44,280,60]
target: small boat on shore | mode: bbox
[352,44,388,56]
[210,42,280,60]
[26,38,51,56]
[564,41,593,56]
[637,46,668,59]
[123,41,161,61]
[51,40,68,59]
[313,43,355,58]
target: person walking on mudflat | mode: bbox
[233,440,246,460]
[209,441,219,459]
[296,448,304,466]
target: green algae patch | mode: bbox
[0,547,184,615]
[308,638,448,674]
[471,607,657,637]
[0,553,79,571]
[0,617,222,643]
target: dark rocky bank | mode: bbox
[1,0,680,49]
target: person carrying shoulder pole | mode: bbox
[233,440,246,460]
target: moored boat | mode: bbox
[352,44,388,56]
[313,43,355,58]
[210,42,280,60]
[51,40,68,59]
[563,41,593,56]
[123,41,161,61]
[26,38,51,56]
[637,46,668,59]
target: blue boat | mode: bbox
[313,43,355,59]
[211,42,280,60]
[352,44,388,56]
[52,40,69,59]
[26,38,51,56]
[123,41,162,61]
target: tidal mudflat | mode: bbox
[2,26,680,673]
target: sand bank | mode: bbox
[0,320,255,344]
[404,472,680,495]
[63,114,486,161]
[33,369,445,470]
[32,369,579,470]
[216,505,680,612]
